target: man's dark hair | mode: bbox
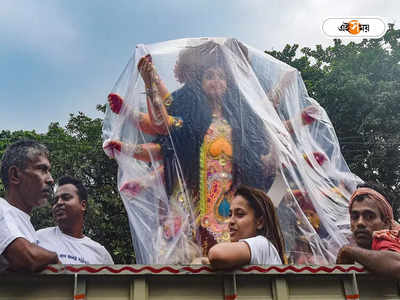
[1,139,49,190]
[58,176,88,203]
[355,181,397,220]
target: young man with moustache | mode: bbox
[336,183,400,279]
[36,176,114,264]
[0,140,59,272]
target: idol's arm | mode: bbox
[103,140,162,162]
[139,55,177,135]
[119,165,165,197]
[108,93,179,136]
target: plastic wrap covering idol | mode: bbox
[102,38,362,264]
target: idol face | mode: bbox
[201,67,227,102]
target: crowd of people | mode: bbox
[1,38,399,281]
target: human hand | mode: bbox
[138,55,157,88]
[336,245,355,264]
[201,257,210,265]
[191,257,203,264]
[108,93,124,114]
[103,140,122,159]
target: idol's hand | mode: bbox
[120,179,147,197]
[138,54,158,88]
[108,93,124,114]
[301,105,319,125]
[103,140,122,159]
[303,151,327,168]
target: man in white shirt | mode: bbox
[37,176,114,264]
[0,139,59,272]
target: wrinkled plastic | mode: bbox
[102,38,362,264]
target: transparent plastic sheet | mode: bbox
[102,38,362,264]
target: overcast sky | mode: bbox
[1,0,398,133]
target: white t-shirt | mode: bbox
[242,235,282,265]
[0,197,39,271]
[36,226,114,265]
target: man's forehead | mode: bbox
[29,154,50,166]
[55,184,78,196]
[351,197,381,213]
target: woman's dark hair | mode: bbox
[160,41,275,196]
[234,184,285,263]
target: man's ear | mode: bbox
[8,166,21,185]
[256,216,264,231]
[81,200,87,213]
